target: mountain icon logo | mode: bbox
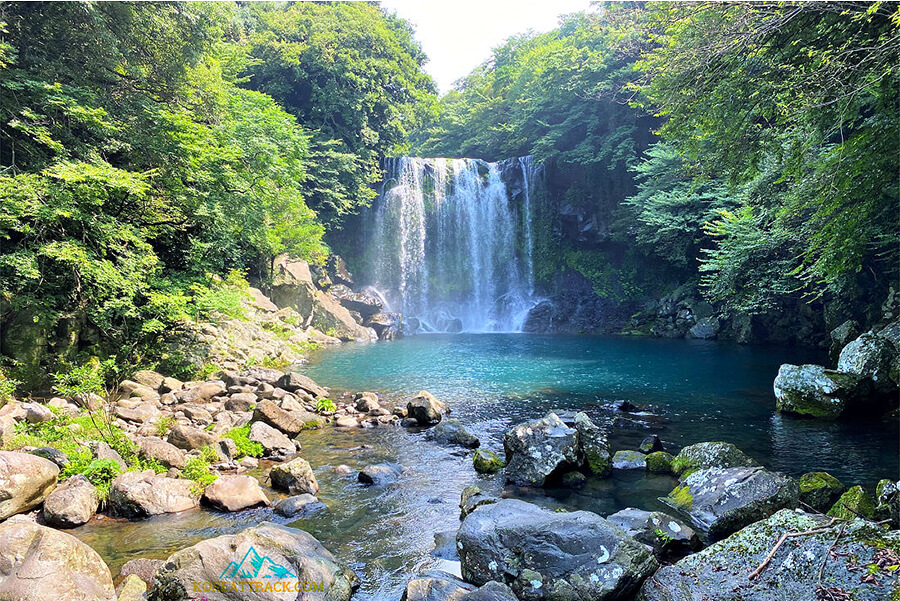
[219,546,297,580]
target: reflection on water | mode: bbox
[71,334,899,601]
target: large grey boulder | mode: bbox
[670,441,758,478]
[573,412,611,476]
[137,436,186,469]
[275,372,328,398]
[270,254,318,320]
[42,474,98,528]
[457,499,657,601]
[640,509,899,601]
[201,475,269,512]
[0,450,59,520]
[407,391,446,425]
[150,522,359,601]
[401,573,474,601]
[427,419,480,448]
[108,470,200,517]
[273,493,326,518]
[252,399,304,436]
[504,413,580,486]
[358,463,403,486]
[0,521,116,601]
[612,450,646,470]
[838,333,899,393]
[661,466,799,540]
[773,363,871,419]
[167,423,217,451]
[248,421,294,457]
[269,457,319,495]
[310,289,378,342]
[829,319,860,359]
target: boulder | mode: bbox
[116,574,147,601]
[473,450,504,473]
[670,441,758,477]
[640,509,899,601]
[838,333,899,393]
[275,372,328,398]
[150,522,358,601]
[827,485,876,520]
[573,412,611,476]
[23,402,54,423]
[310,290,378,342]
[504,413,580,486]
[460,485,499,519]
[688,316,719,339]
[462,582,518,601]
[0,450,59,520]
[401,574,474,601]
[605,508,699,557]
[159,377,184,394]
[875,479,900,525]
[29,446,69,468]
[248,421,294,457]
[115,403,161,424]
[662,466,799,540]
[798,471,845,512]
[457,499,658,601]
[224,392,257,412]
[773,363,871,419]
[93,441,126,469]
[407,390,446,425]
[638,435,664,454]
[108,470,199,517]
[201,475,269,512]
[269,254,317,318]
[252,399,304,436]
[269,457,319,495]
[354,392,381,413]
[331,286,383,318]
[273,494,326,518]
[42,474,98,528]
[133,370,165,390]
[428,419,480,448]
[119,558,164,590]
[117,381,160,403]
[177,381,225,404]
[829,319,860,359]
[613,450,647,470]
[366,312,402,340]
[358,463,402,486]
[644,451,674,474]
[166,423,216,451]
[0,521,115,601]
[137,437,186,469]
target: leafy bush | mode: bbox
[223,425,263,459]
[80,458,122,500]
[0,370,19,403]
[155,416,176,437]
[315,398,337,413]
[182,453,217,487]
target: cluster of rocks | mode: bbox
[415,409,900,601]
[774,319,899,419]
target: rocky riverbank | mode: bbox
[0,341,897,601]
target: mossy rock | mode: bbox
[827,485,876,520]
[875,478,899,525]
[645,451,674,474]
[668,484,694,510]
[671,441,757,479]
[472,449,504,474]
[798,471,845,512]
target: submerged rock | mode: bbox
[42,474,98,528]
[0,450,59,520]
[644,451,674,474]
[150,522,359,601]
[358,463,403,486]
[273,493,326,517]
[573,412,611,476]
[504,412,580,486]
[773,363,871,419]
[428,419,480,448]
[640,509,899,601]
[457,499,658,601]
[670,441,757,478]
[638,435,664,454]
[662,466,799,540]
[460,485,498,519]
[473,449,504,473]
[0,521,116,601]
[798,471,845,512]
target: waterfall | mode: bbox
[363,157,537,332]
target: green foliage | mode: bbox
[0,369,19,403]
[52,359,112,400]
[182,452,218,487]
[222,425,263,459]
[155,416,176,438]
[78,458,122,501]
[315,398,337,413]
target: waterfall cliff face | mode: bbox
[361,157,540,332]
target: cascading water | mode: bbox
[363,157,538,332]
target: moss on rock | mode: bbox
[645,451,674,474]
[473,449,504,474]
[798,471,845,512]
[827,485,876,520]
